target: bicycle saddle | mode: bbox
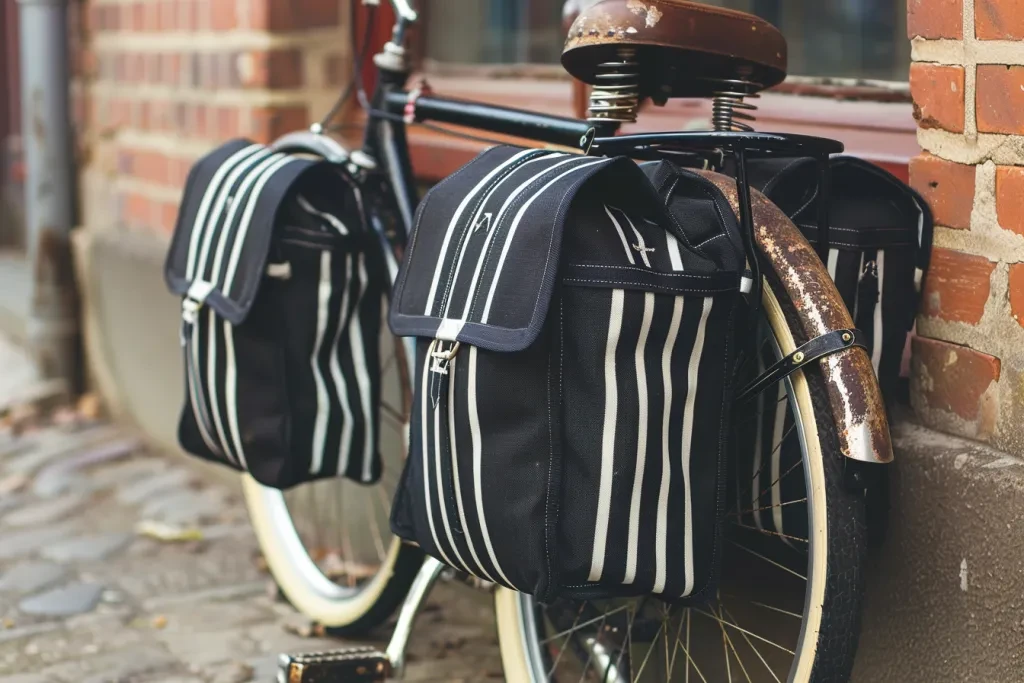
[562,0,787,100]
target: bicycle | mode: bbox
[242,1,895,681]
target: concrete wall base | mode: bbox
[71,227,237,489]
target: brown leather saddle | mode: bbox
[563,0,787,100]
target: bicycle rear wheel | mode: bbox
[243,322,423,635]
[495,277,868,682]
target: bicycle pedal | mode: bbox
[277,648,392,683]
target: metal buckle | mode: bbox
[429,340,460,376]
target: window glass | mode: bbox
[423,0,909,82]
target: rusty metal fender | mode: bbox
[696,170,894,465]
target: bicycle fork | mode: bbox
[277,558,446,682]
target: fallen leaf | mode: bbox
[2,618,14,629]
[135,520,204,542]
[77,393,103,420]
[152,615,168,629]
[0,473,28,495]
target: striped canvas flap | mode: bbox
[165,138,329,324]
[389,146,742,352]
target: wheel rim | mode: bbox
[501,286,828,683]
[243,320,414,626]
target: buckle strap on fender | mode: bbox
[736,329,867,404]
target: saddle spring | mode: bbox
[587,47,641,124]
[711,78,762,132]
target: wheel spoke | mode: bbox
[729,523,809,545]
[695,606,795,657]
[721,606,786,683]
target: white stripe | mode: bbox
[187,324,222,455]
[309,251,333,474]
[752,354,766,532]
[205,309,236,465]
[654,297,685,594]
[623,292,654,585]
[433,385,469,572]
[448,353,493,581]
[185,144,264,280]
[680,297,713,596]
[423,148,543,315]
[223,320,248,470]
[770,382,788,540]
[666,233,685,272]
[198,151,280,284]
[621,210,652,268]
[852,252,866,319]
[439,153,563,320]
[221,156,298,294]
[436,318,466,341]
[826,248,839,281]
[872,252,885,373]
[481,158,608,323]
[421,341,455,568]
[348,255,377,483]
[329,255,355,477]
[457,156,588,322]
[468,346,513,586]
[604,205,636,265]
[589,289,625,583]
[297,194,349,235]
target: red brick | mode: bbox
[910,63,965,133]
[211,0,238,30]
[1009,263,1024,328]
[909,154,976,230]
[249,105,309,143]
[214,106,241,139]
[912,336,1000,422]
[921,247,995,324]
[158,201,180,235]
[908,0,963,38]
[143,2,160,31]
[159,0,177,30]
[324,54,345,87]
[996,166,1024,236]
[131,2,145,31]
[976,0,1024,39]
[247,0,341,31]
[977,64,1024,134]
[241,49,304,89]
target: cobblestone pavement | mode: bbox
[0,420,503,682]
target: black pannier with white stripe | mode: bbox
[164,139,385,490]
[388,146,746,602]
[745,156,934,401]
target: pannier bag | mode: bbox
[164,139,385,490]
[745,156,934,401]
[388,146,747,602]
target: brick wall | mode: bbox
[75,0,351,237]
[909,0,1024,453]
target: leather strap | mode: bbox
[736,329,867,404]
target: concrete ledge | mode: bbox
[71,227,236,488]
[854,419,1024,681]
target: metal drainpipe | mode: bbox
[17,0,79,386]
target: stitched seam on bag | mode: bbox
[660,176,704,254]
[544,319,554,597]
[566,263,724,279]
[562,278,734,294]
[694,234,727,248]
[762,157,808,196]
[436,152,543,317]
